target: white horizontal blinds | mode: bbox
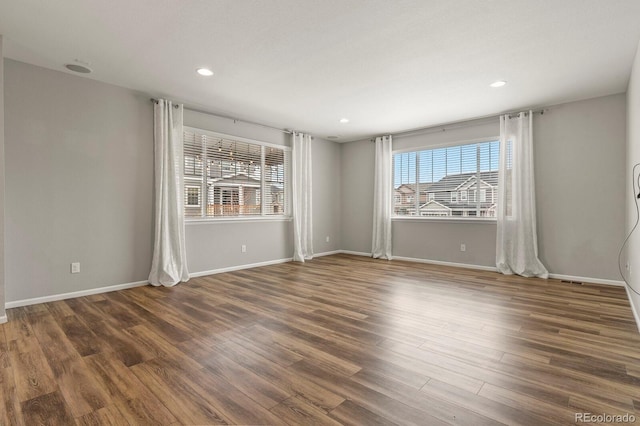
[392,140,500,218]
[264,147,288,215]
[393,152,416,215]
[184,130,205,217]
[205,136,262,216]
[183,128,290,219]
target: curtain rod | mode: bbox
[370,109,546,141]
[150,98,293,135]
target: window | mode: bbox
[393,139,500,218]
[185,186,201,207]
[184,128,290,218]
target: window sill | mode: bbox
[392,216,497,224]
[186,216,292,225]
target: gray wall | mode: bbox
[3,58,343,304]
[341,95,626,281]
[183,110,293,273]
[183,110,342,273]
[341,120,501,266]
[2,55,628,306]
[312,137,342,254]
[625,40,640,323]
[0,37,5,319]
[392,120,500,267]
[535,94,626,281]
[341,139,375,253]
[5,59,154,303]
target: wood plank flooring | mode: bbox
[2,253,640,425]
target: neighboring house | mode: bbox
[184,155,284,216]
[394,184,418,215]
[395,171,498,217]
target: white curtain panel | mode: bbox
[496,112,548,278]
[292,131,313,262]
[148,99,190,286]
[372,135,393,259]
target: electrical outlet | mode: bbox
[241,244,247,253]
[326,236,330,243]
[460,244,466,252]
[71,262,80,274]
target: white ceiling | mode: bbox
[1,0,640,142]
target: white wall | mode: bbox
[341,95,627,281]
[625,40,640,325]
[0,37,5,321]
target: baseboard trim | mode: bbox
[314,250,342,258]
[338,250,372,257]
[5,280,149,309]
[624,286,640,333]
[391,255,498,272]
[362,254,623,286]
[548,273,624,287]
[3,251,623,316]
[189,257,293,278]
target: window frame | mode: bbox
[183,126,292,223]
[392,136,500,222]
[185,185,202,207]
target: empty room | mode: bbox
[2,0,640,425]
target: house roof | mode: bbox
[395,184,417,193]
[395,171,497,194]
[186,172,283,192]
[425,171,498,193]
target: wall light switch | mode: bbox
[71,262,80,274]
[460,244,466,252]
[241,245,247,253]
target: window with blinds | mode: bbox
[393,139,502,218]
[183,128,290,219]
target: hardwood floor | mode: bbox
[2,253,640,425]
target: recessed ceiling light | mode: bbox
[196,68,214,77]
[327,136,339,139]
[490,80,507,88]
[65,64,92,74]
[339,118,349,123]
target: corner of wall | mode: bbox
[0,36,6,320]
[625,39,640,332]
